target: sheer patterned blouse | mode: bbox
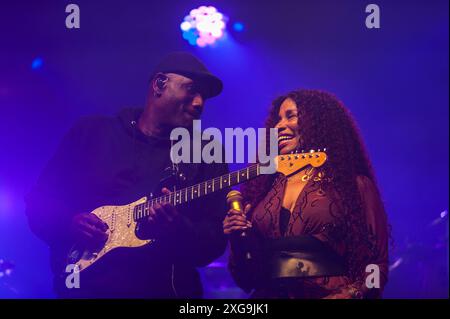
[229,171,389,299]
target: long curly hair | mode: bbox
[242,89,385,281]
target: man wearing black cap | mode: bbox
[25,52,229,298]
[138,52,222,138]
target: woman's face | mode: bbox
[275,98,301,155]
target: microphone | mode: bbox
[226,190,252,260]
[226,190,245,235]
[226,190,244,212]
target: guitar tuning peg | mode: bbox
[310,149,314,153]
[324,148,327,152]
[317,148,321,152]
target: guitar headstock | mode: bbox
[275,149,327,176]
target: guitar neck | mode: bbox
[133,163,261,221]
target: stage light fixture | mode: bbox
[180,6,227,47]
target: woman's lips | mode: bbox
[278,136,294,148]
[278,140,294,151]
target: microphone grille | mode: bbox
[226,190,243,204]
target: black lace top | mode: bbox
[229,173,389,299]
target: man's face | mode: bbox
[158,73,205,128]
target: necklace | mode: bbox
[286,167,314,182]
[287,167,326,182]
[301,167,315,182]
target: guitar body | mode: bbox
[67,197,153,272]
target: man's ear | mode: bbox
[152,73,168,97]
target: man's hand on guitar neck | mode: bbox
[70,212,109,247]
[136,187,186,240]
[147,187,180,224]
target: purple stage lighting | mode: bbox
[180,6,227,47]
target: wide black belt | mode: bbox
[266,236,345,279]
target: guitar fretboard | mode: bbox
[133,163,261,221]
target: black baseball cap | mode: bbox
[151,51,223,99]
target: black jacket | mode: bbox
[25,107,229,298]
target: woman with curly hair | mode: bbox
[223,89,389,299]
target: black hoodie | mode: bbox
[25,108,229,298]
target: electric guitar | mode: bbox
[66,150,327,273]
